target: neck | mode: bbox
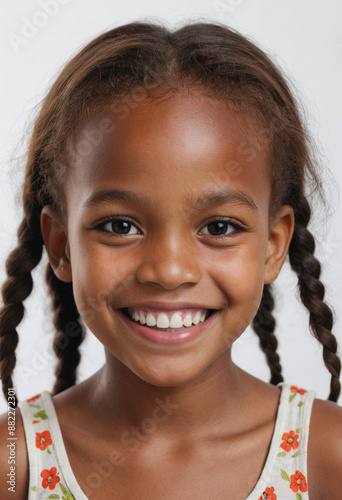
[88,351,247,442]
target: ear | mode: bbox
[40,205,72,283]
[264,205,294,284]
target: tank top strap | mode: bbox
[246,383,315,500]
[19,391,88,499]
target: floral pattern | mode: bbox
[276,384,310,499]
[290,386,307,396]
[254,384,312,499]
[27,394,41,403]
[36,430,53,451]
[289,470,308,493]
[41,466,61,490]
[289,386,308,408]
[22,393,76,499]
[280,467,308,497]
[26,394,49,424]
[259,486,277,499]
[280,430,299,452]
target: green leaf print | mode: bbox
[296,494,302,500]
[296,428,300,434]
[59,483,75,500]
[292,452,299,458]
[277,452,287,457]
[47,495,60,499]
[31,486,37,492]
[33,410,48,420]
[47,447,51,454]
[29,404,40,409]
[280,469,290,482]
[298,401,303,408]
[289,393,296,403]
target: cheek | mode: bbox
[69,244,134,321]
[209,249,265,328]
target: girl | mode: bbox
[0,21,342,499]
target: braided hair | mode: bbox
[1,21,340,405]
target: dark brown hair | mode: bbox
[0,21,340,406]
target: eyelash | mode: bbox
[198,218,244,237]
[93,217,141,236]
[93,217,245,238]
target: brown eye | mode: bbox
[199,219,239,236]
[102,219,139,235]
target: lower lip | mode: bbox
[117,309,218,346]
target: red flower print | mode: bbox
[27,394,41,403]
[290,386,307,396]
[259,486,277,499]
[36,430,52,450]
[280,430,299,452]
[40,467,60,490]
[289,470,308,493]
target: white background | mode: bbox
[0,0,341,413]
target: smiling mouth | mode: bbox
[120,308,215,332]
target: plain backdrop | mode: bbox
[0,0,341,413]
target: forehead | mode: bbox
[66,93,271,211]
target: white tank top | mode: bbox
[19,383,315,499]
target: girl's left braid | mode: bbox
[252,284,284,386]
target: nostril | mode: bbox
[135,256,202,290]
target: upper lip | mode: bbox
[119,302,217,311]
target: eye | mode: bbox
[98,219,139,235]
[199,219,241,237]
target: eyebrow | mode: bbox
[83,188,257,211]
[83,189,151,209]
[190,189,258,212]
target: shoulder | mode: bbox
[0,406,29,500]
[308,397,342,499]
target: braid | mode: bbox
[289,194,341,402]
[0,211,43,407]
[252,284,283,386]
[45,266,85,395]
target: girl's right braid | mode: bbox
[0,210,43,406]
[45,266,85,395]
[252,284,284,386]
[289,194,341,402]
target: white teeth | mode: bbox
[146,313,156,327]
[139,312,146,325]
[128,309,211,329]
[183,313,192,327]
[156,313,169,329]
[193,311,201,325]
[169,313,183,328]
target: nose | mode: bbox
[136,233,202,290]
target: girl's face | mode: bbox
[42,92,293,387]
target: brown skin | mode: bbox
[1,93,341,499]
